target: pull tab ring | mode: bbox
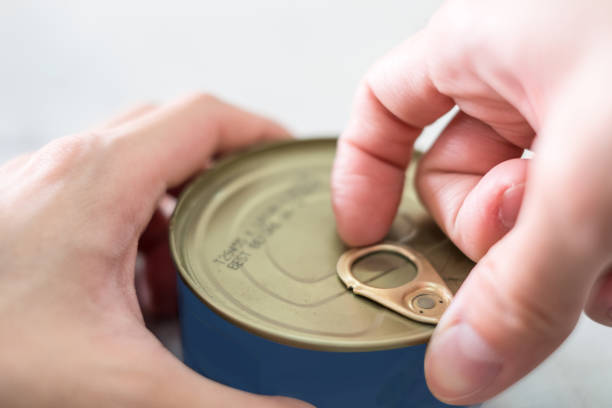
[336,243,453,325]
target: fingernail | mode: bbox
[499,183,525,229]
[426,322,502,401]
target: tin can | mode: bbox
[170,138,473,408]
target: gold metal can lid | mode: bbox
[170,138,473,352]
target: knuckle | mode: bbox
[181,91,220,108]
[428,1,478,54]
[32,131,117,184]
[39,132,102,164]
[35,134,90,179]
[426,1,509,97]
[4,132,141,261]
[43,133,88,159]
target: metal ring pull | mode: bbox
[336,243,453,325]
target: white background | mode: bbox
[1,1,610,407]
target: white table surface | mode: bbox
[1,2,610,407]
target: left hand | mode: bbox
[0,94,312,408]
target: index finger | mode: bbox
[332,31,453,246]
[110,93,290,195]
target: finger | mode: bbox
[167,178,195,199]
[138,196,175,251]
[95,103,158,130]
[424,106,612,404]
[140,239,177,319]
[119,95,287,314]
[136,196,178,319]
[584,264,612,326]
[332,31,454,246]
[416,112,525,260]
[110,93,290,197]
[166,167,213,199]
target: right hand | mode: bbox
[331,0,612,404]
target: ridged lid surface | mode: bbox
[170,138,473,351]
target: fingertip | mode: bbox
[418,157,528,260]
[332,194,390,247]
[256,117,293,142]
[331,141,405,247]
[425,322,502,404]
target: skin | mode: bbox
[332,0,612,405]
[0,94,312,408]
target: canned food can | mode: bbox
[170,138,473,408]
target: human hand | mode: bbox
[0,94,312,408]
[331,0,612,405]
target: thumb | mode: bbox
[424,227,592,405]
[423,106,612,405]
[130,340,314,408]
